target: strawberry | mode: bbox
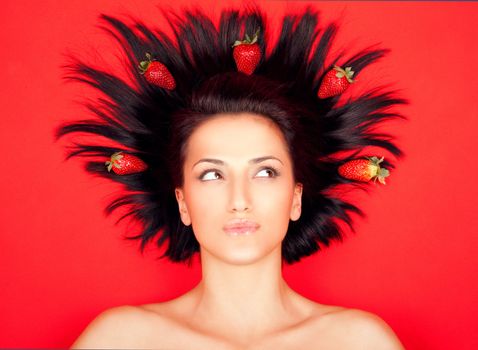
[338,156,390,184]
[318,65,354,99]
[138,53,176,90]
[105,151,148,175]
[232,29,261,75]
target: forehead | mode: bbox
[184,113,290,164]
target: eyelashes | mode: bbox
[198,166,281,181]
[256,167,279,178]
[199,169,222,181]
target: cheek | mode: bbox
[256,188,291,211]
[185,183,226,232]
[252,181,295,225]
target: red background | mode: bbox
[1,1,477,349]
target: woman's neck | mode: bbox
[183,247,310,341]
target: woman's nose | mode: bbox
[228,177,251,213]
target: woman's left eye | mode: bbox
[256,167,278,178]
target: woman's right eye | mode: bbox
[200,170,222,181]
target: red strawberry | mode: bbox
[138,53,176,90]
[338,156,390,184]
[232,30,262,75]
[318,65,354,99]
[105,151,148,175]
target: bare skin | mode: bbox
[71,114,404,349]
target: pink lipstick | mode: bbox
[223,218,260,236]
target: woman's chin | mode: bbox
[200,245,280,266]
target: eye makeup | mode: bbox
[255,166,281,178]
[198,169,223,181]
[197,165,281,181]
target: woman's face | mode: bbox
[175,113,303,265]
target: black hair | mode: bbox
[54,5,406,265]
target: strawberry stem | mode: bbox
[138,53,153,74]
[232,28,261,47]
[333,65,355,83]
[369,156,389,184]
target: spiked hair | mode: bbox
[54,5,406,264]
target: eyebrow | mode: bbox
[192,156,283,169]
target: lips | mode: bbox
[223,218,260,236]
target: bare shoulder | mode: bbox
[70,305,164,349]
[318,307,405,349]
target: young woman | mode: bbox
[56,5,405,349]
